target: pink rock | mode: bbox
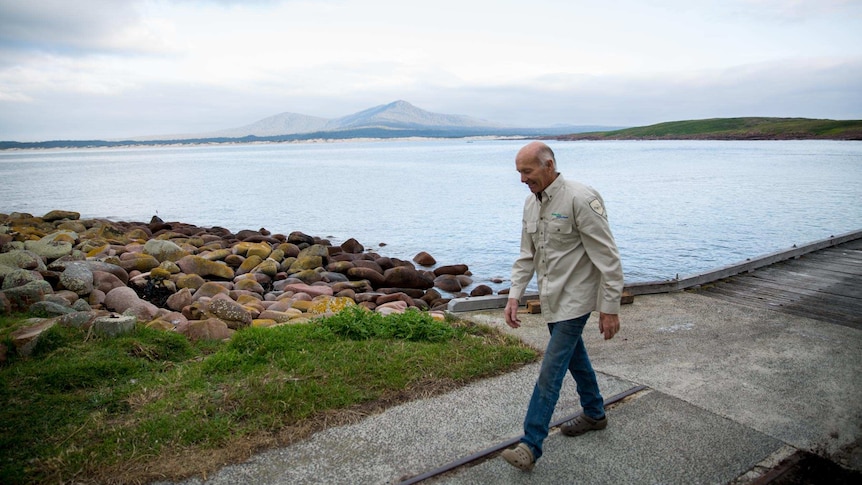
[181,318,235,341]
[104,287,141,313]
[167,288,193,311]
[92,270,126,293]
[282,283,333,298]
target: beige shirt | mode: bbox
[509,174,624,322]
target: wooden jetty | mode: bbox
[448,229,862,329]
[694,236,862,330]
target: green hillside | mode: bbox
[555,117,862,140]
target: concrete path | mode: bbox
[157,290,862,484]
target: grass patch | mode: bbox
[0,309,537,484]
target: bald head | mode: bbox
[516,141,556,169]
[515,141,559,194]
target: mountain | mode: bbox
[203,112,330,138]
[0,101,622,148]
[323,100,503,131]
[138,100,505,141]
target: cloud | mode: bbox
[0,1,170,56]
[0,0,860,141]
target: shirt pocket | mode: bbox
[547,218,575,249]
[524,220,538,234]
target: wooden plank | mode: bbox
[697,270,862,327]
[748,273,862,299]
[748,262,862,294]
[786,258,862,276]
[717,278,862,314]
[698,284,860,326]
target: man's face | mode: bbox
[516,156,556,194]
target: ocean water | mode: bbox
[2,139,861,293]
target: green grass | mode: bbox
[559,117,862,140]
[0,309,537,484]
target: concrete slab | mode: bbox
[435,390,783,485]
[460,291,862,472]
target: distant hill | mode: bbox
[141,100,506,140]
[553,117,862,141]
[1,100,616,149]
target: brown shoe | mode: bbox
[560,414,607,436]
[501,443,535,471]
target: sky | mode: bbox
[1,0,861,141]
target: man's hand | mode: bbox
[598,312,620,340]
[504,298,521,328]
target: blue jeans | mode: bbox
[520,313,605,460]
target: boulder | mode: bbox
[29,300,76,317]
[289,255,323,272]
[383,266,434,289]
[180,318,235,342]
[434,264,469,276]
[307,296,356,314]
[340,238,364,253]
[0,250,47,272]
[177,255,235,279]
[142,239,188,262]
[347,266,386,287]
[413,251,436,266]
[60,262,94,296]
[470,284,494,297]
[92,270,127,294]
[1,280,53,312]
[10,318,57,356]
[376,300,408,315]
[192,282,231,301]
[83,261,129,284]
[24,236,73,260]
[254,259,279,278]
[434,274,462,293]
[118,253,160,273]
[176,273,206,290]
[246,242,273,259]
[234,278,265,294]
[287,231,315,246]
[42,210,80,222]
[166,287,193,311]
[207,298,253,329]
[282,282,333,298]
[104,286,146,313]
[259,309,303,322]
[1,268,42,290]
[237,255,263,275]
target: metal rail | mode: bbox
[447,229,862,312]
[397,384,649,484]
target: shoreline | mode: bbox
[1,210,496,342]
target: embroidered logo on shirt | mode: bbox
[589,198,607,217]
[551,212,569,220]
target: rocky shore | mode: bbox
[0,210,498,355]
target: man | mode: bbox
[501,141,624,471]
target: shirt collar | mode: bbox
[537,173,564,203]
